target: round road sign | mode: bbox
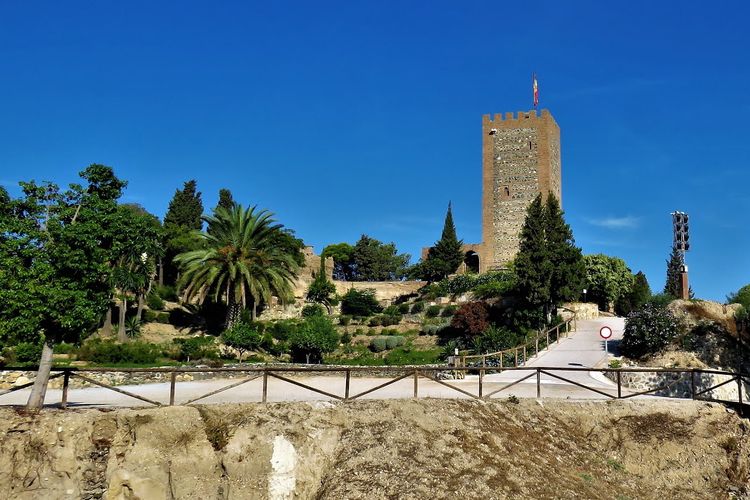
[599,326,613,340]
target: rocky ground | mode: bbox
[0,399,747,499]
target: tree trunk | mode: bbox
[26,341,54,410]
[158,256,164,286]
[102,306,113,336]
[251,300,257,321]
[225,301,242,329]
[118,297,128,342]
[136,293,145,322]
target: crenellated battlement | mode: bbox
[482,109,552,126]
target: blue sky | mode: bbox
[1,1,748,301]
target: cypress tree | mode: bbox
[420,202,464,281]
[515,194,552,308]
[216,188,234,213]
[164,180,203,230]
[544,194,585,305]
[664,247,683,298]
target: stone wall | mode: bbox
[604,369,749,402]
[561,302,600,321]
[333,281,425,305]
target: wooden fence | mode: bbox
[0,365,746,409]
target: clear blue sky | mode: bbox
[1,1,748,301]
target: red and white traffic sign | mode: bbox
[599,326,613,340]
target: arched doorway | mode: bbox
[464,251,480,274]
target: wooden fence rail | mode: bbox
[0,365,746,409]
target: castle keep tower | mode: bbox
[479,109,561,270]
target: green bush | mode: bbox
[441,305,458,317]
[385,336,405,349]
[421,324,445,336]
[410,301,425,314]
[301,303,326,318]
[77,339,161,365]
[472,325,521,353]
[14,342,43,364]
[620,304,683,359]
[155,284,178,302]
[369,337,388,352]
[125,318,142,338]
[381,314,402,326]
[173,336,219,362]
[340,332,352,344]
[369,316,382,327]
[269,320,298,341]
[289,316,339,363]
[341,289,382,317]
[222,321,263,362]
[383,305,400,316]
[384,347,442,365]
[143,310,170,323]
[53,342,76,354]
[425,305,442,318]
[146,292,165,311]
[398,303,410,314]
[339,315,352,326]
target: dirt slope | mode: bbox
[0,399,747,499]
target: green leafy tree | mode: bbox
[222,321,262,362]
[583,254,634,312]
[322,242,355,280]
[544,195,585,305]
[340,288,382,316]
[514,195,552,309]
[0,165,127,409]
[162,180,204,285]
[175,204,300,326]
[727,284,750,310]
[616,271,652,316]
[288,316,339,363]
[306,260,336,312]
[417,202,464,281]
[350,235,410,281]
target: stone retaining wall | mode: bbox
[605,370,749,402]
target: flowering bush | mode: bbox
[620,304,683,359]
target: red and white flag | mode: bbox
[533,73,539,108]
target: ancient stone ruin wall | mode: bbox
[480,109,561,270]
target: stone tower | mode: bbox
[478,109,561,271]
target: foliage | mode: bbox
[175,204,300,326]
[340,288,382,317]
[146,292,165,311]
[14,342,44,364]
[544,195,586,305]
[269,320,298,341]
[301,303,326,318]
[451,302,490,337]
[646,293,675,309]
[620,304,683,359]
[155,284,178,301]
[221,321,262,362]
[125,317,142,338]
[173,336,219,362]
[306,261,336,310]
[514,195,552,308]
[321,243,355,281]
[340,332,352,344]
[410,301,425,314]
[727,284,750,310]
[0,165,127,348]
[663,246,684,298]
[583,254,634,311]
[369,337,388,352]
[53,342,76,354]
[215,188,234,213]
[472,325,522,353]
[415,203,464,281]
[425,305,442,318]
[163,179,204,284]
[347,235,411,281]
[288,316,339,363]
[385,336,406,349]
[441,305,458,317]
[77,339,161,365]
[397,303,410,314]
[616,271,652,316]
[383,347,442,365]
[339,315,352,326]
[369,316,382,327]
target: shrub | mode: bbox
[53,342,76,354]
[620,304,683,359]
[173,336,219,362]
[473,281,512,300]
[369,337,388,352]
[421,324,445,336]
[425,305,442,318]
[398,303,410,314]
[301,303,326,318]
[381,314,402,326]
[155,284,178,302]
[354,328,365,336]
[385,336,405,349]
[472,325,520,353]
[14,342,43,364]
[339,315,352,326]
[269,320,298,341]
[383,305,400,316]
[451,301,490,336]
[222,322,263,362]
[143,310,170,323]
[77,339,161,365]
[369,316,382,327]
[146,292,165,311]
[341,289,382,317]
[289,316,339,363]
[340,332,352,344]
[441,305,458,317]
[125,318,142,338]
[410,301,425,314]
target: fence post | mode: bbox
[479,357,485,398]
[690,370,696,400]
[413,370,418,398]
[536,368,541,399]
[169,372,177,406]
[514,349,518,367]
[616,370,622,399]
[262,370,268,403]
[737,375,743,405]
[555,325,559,343]
[345,369,351,400]
[61,371,70,409]
[499,351,503,369]
[546,330,550,349]
[523,345,527,364]
[535,337,539,356]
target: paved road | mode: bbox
[1,317,635,408]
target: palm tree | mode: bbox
[175,204,300,326]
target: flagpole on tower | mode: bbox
[532,73,539,109]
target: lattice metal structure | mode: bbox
[672,211,690,254]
